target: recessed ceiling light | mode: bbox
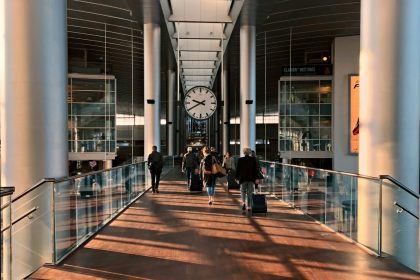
[322,56,328,62]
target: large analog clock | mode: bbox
[184,86,217,120]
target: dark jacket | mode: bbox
[200,154,215,182]
[236,155,258,183]
[182,152,198,169]
[147,151,163,171]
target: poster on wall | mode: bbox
[349,75,359,154]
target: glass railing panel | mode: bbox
[258,161,273,194]
[353,176,380,253]
[292,166,308,212]
[111,168,124,214]
[121,165,131,207]
[280,164,294,204]
[96,171,113,227]
[54,162,148,263]
[54,179,78,262]
[11,182,54,279]
[75,174,98,242]
[269,163,382,255]
[1,187,14,280]
[381,180,418,265]
[324,173,356,236]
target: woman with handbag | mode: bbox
[200,146,217,205]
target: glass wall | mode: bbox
[68,74,117,154]
[278,77,332,152]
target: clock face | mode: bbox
[184,86,217,120]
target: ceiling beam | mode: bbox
[169,16,232,24]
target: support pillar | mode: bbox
[239,24,256,154]
[222,61,229,155]
[103,160,112,170]
[167,69,176,155]
[0,0,68,194]
[143,23,161,157]
[359,0,420,271]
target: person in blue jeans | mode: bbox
[182,147,199,189]
[201,146,216,205]
[236,147,260,212]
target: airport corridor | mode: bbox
[29,167,419,280]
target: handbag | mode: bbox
[212,159,227,178]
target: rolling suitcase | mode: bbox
[227,170,240,190]
[189,173,203,192]
[251,193,267,215]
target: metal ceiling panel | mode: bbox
[169,0,232,23]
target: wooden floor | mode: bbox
[30,167,420,280]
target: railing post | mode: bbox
[51,182,56,264]
[378,178,383,257]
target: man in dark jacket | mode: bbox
[182,147,199,189]
[147,145,163,193]
[236,147,259,211]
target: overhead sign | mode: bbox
[281,65,332,76]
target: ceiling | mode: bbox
[160,0,244,92]
[67,0,360,114]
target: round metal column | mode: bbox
[359,0,420,271]
[167,69,176,155]
[239,24,256,153]
[143,23,161,157]
[0,0,68,194]
[222,61,229,155]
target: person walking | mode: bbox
[182,147,199,189]
[222,151,235,173]
[147,145,163,193]
[236,147,260,212]
[201,146,216,205]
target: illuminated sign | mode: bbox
[349,75,359,154]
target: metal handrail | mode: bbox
[259,160,380,181]
[1,206,38,233]
[0,179,54,211]
[0,186,15,197]
[379,175,419,199]
[58,161,148,182]
[394,202,419,220]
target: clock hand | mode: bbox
[192,99,205,105]
[187,102,203,111]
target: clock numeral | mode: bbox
[200,113,202,119]
[206,113,209,117]
[185,102,190,104]
[211,102,216,104]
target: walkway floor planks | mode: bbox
[30,167,420,280]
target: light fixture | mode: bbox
[322,56,328,62]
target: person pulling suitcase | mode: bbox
[235,147,260,212]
